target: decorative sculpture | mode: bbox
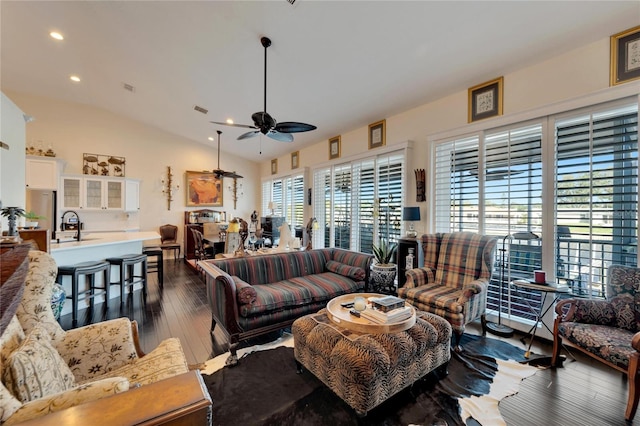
[305,217,318,251]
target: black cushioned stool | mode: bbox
[106,254,148,302]
[142,246,163,287]
[56,260,110,325]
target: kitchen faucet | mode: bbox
[61,210,81,241]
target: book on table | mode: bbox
[361,306,413,324]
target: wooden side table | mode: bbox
[397,237,423,288]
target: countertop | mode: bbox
[50,231,159,252]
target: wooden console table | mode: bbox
[20,371,212,426]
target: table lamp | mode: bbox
[402,207,420,238]
[268,202,274,216]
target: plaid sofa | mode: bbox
[199,248,373,365]
[552,265,640,421]
[397,232,497,350]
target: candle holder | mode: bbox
[161,166,179,211]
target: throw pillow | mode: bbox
[610,294,637,332]
[325,260,366,281]
[3,325,76,403]
[233,277,257,305]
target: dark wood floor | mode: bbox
[60,260,635,425]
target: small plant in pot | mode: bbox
[1,207,25,236]
[371,238,398,293]
[24,211,46,228]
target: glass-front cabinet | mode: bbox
[83,178,123,210]
[60,175,131,211]
[61,176,82,209]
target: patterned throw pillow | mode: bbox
[3,325,76,402]
[610,294,637,332]
[233,277,257,305]
[325,260,366,281]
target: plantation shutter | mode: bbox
[555,103,638,297]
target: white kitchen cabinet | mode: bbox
[60,175,139,211]
[60,176,83,210]
[26,156,64,190]
[124,179,140,212]
[84,178,123,210]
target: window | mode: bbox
[262,172,305,228]
[433,99,638,329]
[555,103,638,297]
[312,151,405,253]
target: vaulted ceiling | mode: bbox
[2,1,638,162]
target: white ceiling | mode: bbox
[1,1,638,162]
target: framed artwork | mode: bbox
[291,151,299,169]
[610,25,640,86]
[271,159,278,175]
[368,119,386,150]
[329,135,341,159]
[468,77,503,123]
[82,153,126,176]
[185,171,223,207]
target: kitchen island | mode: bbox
[51,231,160,316]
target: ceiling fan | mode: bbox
[213,130,243,179]
[210,36,317,142]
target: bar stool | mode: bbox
[142,246,163,287]
[56,260,110,325]
[106,254,148,302]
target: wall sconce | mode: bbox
[161,166,179,211]
[228,178,244,210]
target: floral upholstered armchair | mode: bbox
[0,249,190,425]
[552,264,640,421]
[398,232,497,351]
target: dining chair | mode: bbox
[159,224,181,261]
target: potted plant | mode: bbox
[371,238,398,293]
[0,207,25,236]
[24,211,46,228]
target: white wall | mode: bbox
[4,91,260,247]
[0,92,26,232]
[260,36,629,236]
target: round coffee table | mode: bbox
[326,293,416,334]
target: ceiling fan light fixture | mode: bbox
[210,35,316,143]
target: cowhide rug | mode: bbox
[202,333,538,425]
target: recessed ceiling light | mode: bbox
[69,75,81,83]
[208,136,214,141]
[226,119,234,125]
[50,31,64,41]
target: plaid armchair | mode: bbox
[397,232,497,351]
[552,264,640,421]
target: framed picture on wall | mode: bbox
[185,171,223,207]
[468,77,503,122]
[271,159,278,175]
[610,25,640,86]
[368,119,386,150]
[291,151,299,169]
[329,135,341,159]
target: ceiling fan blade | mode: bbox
[275,121,317,133]
[222,171,244,179]
[267,130,294,143]
[210,121,257,130]
[237,130,260,140]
